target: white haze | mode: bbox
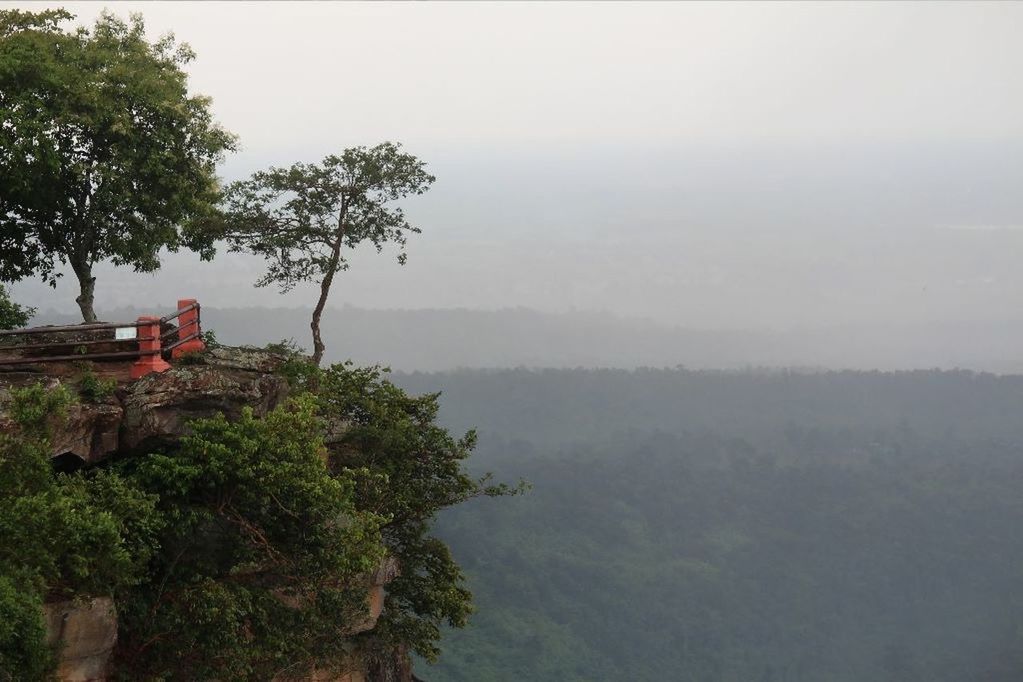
[8,2,1023,363]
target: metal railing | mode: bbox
[0,299,204,378]
[160,300,202,357]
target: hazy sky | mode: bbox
[9,1,1023,331]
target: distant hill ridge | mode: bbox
[31,305,1023,373]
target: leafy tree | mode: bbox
[0,575,50,681]
[0,9,235,322]
[113,397,387,679]
[300,361,524,663]
[0,286,33,330]
[0,383,160,680]
[0,359,510,679]
[218,143,435,364]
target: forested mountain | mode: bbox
[389,368,1023,681]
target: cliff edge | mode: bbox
[0,346,409,682]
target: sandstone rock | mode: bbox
[120,363,289,451]
[349,557,401,635]
[0,379,121,463]
[202,345,292,373]
[44,597,117,682]
[51,399,123,463]
[1,346,298,459]
[371,556,400,586]
[365,643,417,682]
[273,556,400,637]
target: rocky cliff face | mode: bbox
[0,347,406,682]
[43,598,117,682]
[0,346,291,466]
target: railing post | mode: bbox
[171,298,205,359]
[130,317,171,380]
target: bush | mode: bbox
[113,397,386,679]
[0,286,33,331]
[201,328,220,349]
[0,384,159,679]
[75,366,117,402]
[308,362,525,662]
[0,575,50,681]
[0,362,517,679]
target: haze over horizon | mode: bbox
[9,2,1023,359]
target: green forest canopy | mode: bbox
[393,367,1023,682]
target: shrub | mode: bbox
[113,397,386,679]
[75,366,117,402]
[0,286,33,331]
[0,385,159,678]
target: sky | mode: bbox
[8,1,1023,332]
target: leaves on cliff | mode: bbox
[310,362,525,663]
[113,396,386,680]
[0,384,158,680]
[0,362,516,679]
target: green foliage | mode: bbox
[0,384,159,679]
[260,339,318,389]
[2,382,71,443]
[200,328,221,349]
[308,362,524,662]
[0,575,50,682]
[215,142,435,362]
[219,143,435,292]
[0,364,506,679]
[175,330,220,364]
[174,350,205,366]
[392,368,1023,681]
[263,338,305,356]
[113,397,386,679]
[176,328,223,364]
[75,365,117,402]
[0,9,236,321]
[0,286,33,330]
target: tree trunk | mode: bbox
[71,260,98,323]
[310,283,329,366]
[311,242,343,366]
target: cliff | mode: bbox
[0,346,409,682]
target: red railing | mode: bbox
[0,299,205,379]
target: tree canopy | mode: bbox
[218,142,435,364]
[0,287,33,330]
[0,383,159,679]
[305,361,522,663]
[393,366,1023,682]
[0,9,235,322]
[0,355,517,680]
[114,396,387,679]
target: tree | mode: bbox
[219,143,435,364]
[0,354,517,678]
[0,9,235,322]
[303,361,524,663]
[114,397,386,679]
[0,287,33,330]
[0,383,160,679]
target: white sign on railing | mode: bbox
[115,327,137,340]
